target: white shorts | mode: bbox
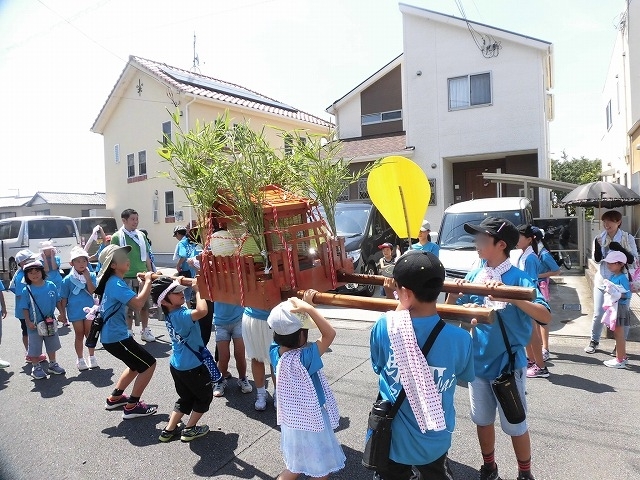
[242,313,272,365]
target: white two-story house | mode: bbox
[91,56,331,255]
[601,1,640,231]
[328,4,554,228]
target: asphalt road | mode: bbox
[0,294,638,480]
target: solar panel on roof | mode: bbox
[161,67,297,112]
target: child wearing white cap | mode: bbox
[60,247,98,371]
[268,293,345,479]
[601,250,631,368]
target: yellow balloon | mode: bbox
[367,156,430,238]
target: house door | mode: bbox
[464,168,497,201]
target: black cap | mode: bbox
[393,250,445,293]
[151,276,187,304]
[463,217,519,250]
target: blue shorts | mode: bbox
[469,367,528,437]
[215,319,243,342]
[26,329,62,357]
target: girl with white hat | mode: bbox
[60,246,98,371]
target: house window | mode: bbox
[358,177,370,199]
[165,191,175,217]
[127,153,135,178]
[34,209,50,216]
[361,110,402,125]
[606,100,613,131]
[284,134,293,156]
[138,150,147,176]
[0,212,17,220]
[81,209,90,217]
[448,73,492,110]
[337,188,349,201]
[283,135,305,156]
[162,121,172,146]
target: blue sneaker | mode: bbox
[31,365,47,380]
[47,362,66,375]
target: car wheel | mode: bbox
[362,264,377,297]
[9,259,17,278]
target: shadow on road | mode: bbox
[101,413,171,446]
[547,373,616,393]
[0,369,14,391]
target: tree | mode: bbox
[551,152,601,206]
[551,151,602,216]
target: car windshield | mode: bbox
[28,220,77,239]
[76,218,118,235]
[439,211,524,249]
[318,204,371,237]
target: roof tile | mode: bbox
[134,57,333,128]
[340,132,409,159]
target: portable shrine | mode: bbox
[196,185,353,310]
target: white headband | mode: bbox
[158,281,181,305]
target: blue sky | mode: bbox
[0,0,627,196]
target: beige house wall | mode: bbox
[101,70,329,255]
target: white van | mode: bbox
[0,216,80,276]
[437,197,533,278]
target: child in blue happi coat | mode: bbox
[60,246,98,371]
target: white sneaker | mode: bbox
[77,358,89,371]
[0,358,10,369]
[604,358,627,369]
[213,379,227,397]
[254,391,267,411]
[88,356,99,369]
[238,377,253,394]
[128,330,135,338]
[140,328,156,342]
[542,349,550,362]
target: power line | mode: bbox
[454,0,501,58]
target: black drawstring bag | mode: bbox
[491,312,526,424]
[363,320,445,471]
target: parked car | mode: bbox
[320,200,403,296]
[0,216,80,276]
[73,216,118,255]
[437,197,533,278]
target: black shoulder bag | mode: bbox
[85,303,118,348]
[491,311,526,424]
[362,319,446,471]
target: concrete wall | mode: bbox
[334,94,361,139]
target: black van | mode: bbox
[322,200,401,296]
[73,217,118,255]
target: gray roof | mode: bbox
[0,196,31,208]
[26,192,106,206]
